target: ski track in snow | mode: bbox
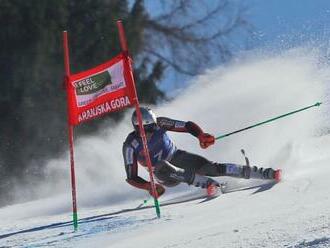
[1,47,330,248]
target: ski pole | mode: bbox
[216,102,322,140]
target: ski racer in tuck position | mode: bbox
[122,107,281,198]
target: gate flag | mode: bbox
[66,53,136,125]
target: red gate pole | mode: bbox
[117,20,161,218]
[62,31,79,230]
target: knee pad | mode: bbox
[154,160,179,176]
[154,160,181,187]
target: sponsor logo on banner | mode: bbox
[78,96,131,122]
[74,70,112,95]
[73,61,126,107]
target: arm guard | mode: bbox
[126,177,150,190]
[157,117,203,137]
[123,141,150,190]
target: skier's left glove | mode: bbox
[148,183,165,199]
[198,133,215,149]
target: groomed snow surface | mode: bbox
[1,47,329,248]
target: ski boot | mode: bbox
[247,166,282,181]
[239,149,282,182]
[225,163,281,181]
[206,183,219,197]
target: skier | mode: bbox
[122,107,280,198]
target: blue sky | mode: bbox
[142,0,330,92]
[143,0,330,49]
[248,0,330,49]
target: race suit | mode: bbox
[122,117,229,188]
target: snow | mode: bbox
[1,47,330,248]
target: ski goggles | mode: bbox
[134,123,157,133]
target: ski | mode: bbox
[274,169,282,182]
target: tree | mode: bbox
[141,0,251,76]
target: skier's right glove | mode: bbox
[198,132,215,149]
[147,183,165,199]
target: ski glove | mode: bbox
[198,133,215,149]
[148,183,165,199]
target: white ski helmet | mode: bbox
[131,107,157,132]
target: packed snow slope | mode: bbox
[0,47,329,248]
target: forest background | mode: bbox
[0,0,250,206]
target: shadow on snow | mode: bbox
[0,181,277,241]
